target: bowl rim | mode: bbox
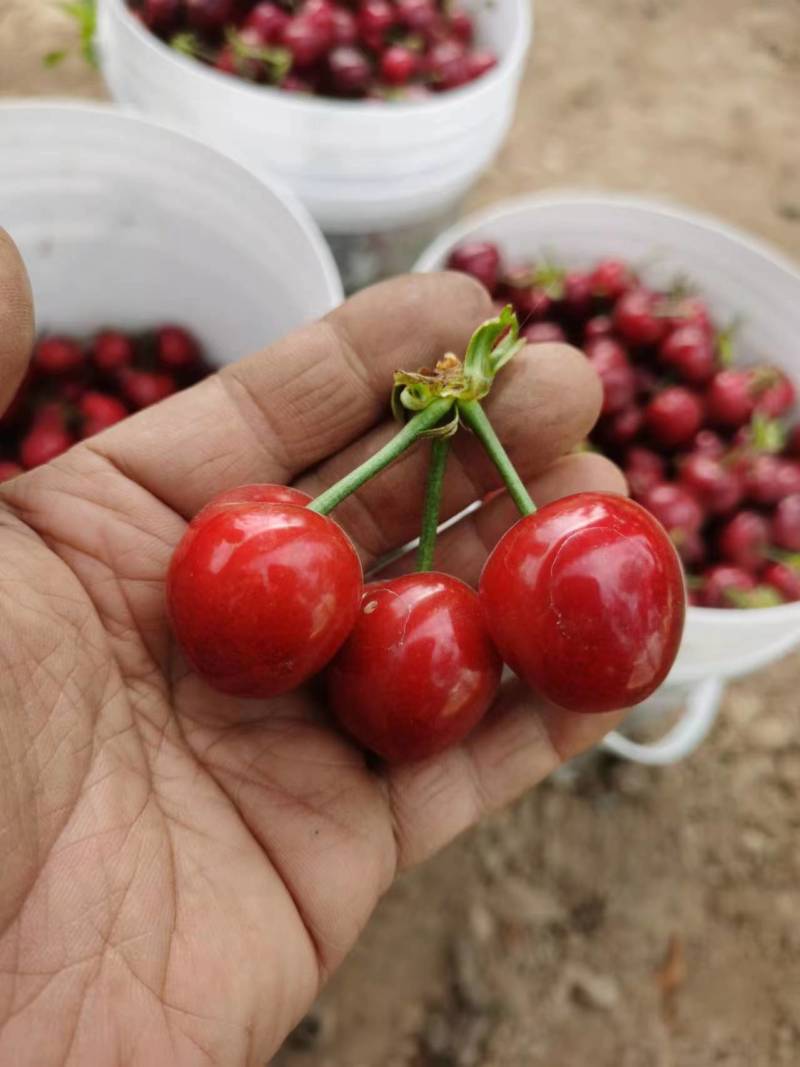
[413,189,800,623]
[101,0,533,117]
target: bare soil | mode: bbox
[2,2,800,1064]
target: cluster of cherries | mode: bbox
[0,326,210,480]
[446,240,800,610]
[129,0,497,99]
[167,310,685,763]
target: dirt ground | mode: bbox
[2,2,800,1064]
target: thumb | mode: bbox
[0,229,34,414]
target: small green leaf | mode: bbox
[170,32,202,57]
[58,0,97,68]
[462,306,524,396]
[749,411,787,454]
[43,49,68,67]
[726,584,785,609]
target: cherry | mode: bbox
[754,369,795,418]
[787,424,800,457]
[479,493,685,713]
[0,461,23,483]
[281,15,328,67]
[122,370,176,410]
[599,405,644,449]
[92,330,135,372]
[462,48,496,82]
[328,45,372,94]
[33,336,84,376]
[141,0,181,30]
[447,241,501,294]
[562,271,593,319]
[613,288,666,346]
[157,325,200,370]
[584,315,613,342]
[20,425,74,469]
[449,7,474,43]
[426,39,469,90]
[167,502,362,698]
[772,494,800,552]
[640,483,704,546]
[624,446,665,499]
[196,483,312,522]
[214,46,238,74]
[691,429,725,458]
[706,369,756,428]
[679,453,743,515]
[633,365,660,400]
[506,284,552,320]
[745,455,800,506]
[395,0,439,36]
[701,564,756,608]
[589,258,636,301]
[328,573,501,762]
[380,45,418,85]
[330,5,357,44]
[79,392,129,437]
[280,72,315,92]
[185,0,235,33]
[584,337,635,416]
[644,386,704,448]
[666,295,713,337]
[243,3,291,42]
[763,561,800,603]
[357,0,395,50]
[303,0,336,41]
[676,529,706,569]
[521,321,566,344]
[718,510,770,571]
[659,323,716,385]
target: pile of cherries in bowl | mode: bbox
[448,240,800,609]
[0,325,210,479]
[129,0,498,99]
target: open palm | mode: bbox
[0,233,625,1066]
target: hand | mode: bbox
[0,230,625,1066]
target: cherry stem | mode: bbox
[417,437,449,573]
[309,397,455,517]
[458,399,536,517]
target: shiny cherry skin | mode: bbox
[659,324,716,385]
[755,369,795,418]
[466,48,496,80]
[763,562,800,602]
[584,337,635,416]
[330,5,357,43]
[20,425,74,469]
[426,39,470,90]
[589,258,636,301]
[79,391,129,437]
[613,288,666,346]
[380,44,418,85]
[34,336,84,376]
[599,405,643,448]
[327,573,501,762]
[718,510,770,571]
[167,502,363,698]
[772,494,800,551]
[194,483,312,524]
[624,446,665,499]
[122,370,176,409]
[157,325,200,370]
[691,429,726,458]
[479,493,685,714]
[92,330,134,372]
[562,271,593,320]
[281,15,328,67]
[745,455,800,506]
[449,7,474,42]
[185,0,235,33]
[244,2,291,43]
[667,295,713,337]
[701,564,756,608]
[584,314,613,341]
[447,241,501,294]
[640,482,704,544]
[356,0,394,50]
[706,369,756,428]
[644,386,704,448]
[327,45,372,94]
[679,453,743,515]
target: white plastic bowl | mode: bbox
[415,192,800,763]
[0,101,342,364]
[95,0,532,288]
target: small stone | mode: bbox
[566,965,621,1012]
[467,901,496,945]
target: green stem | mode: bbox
[416,438,450,572]
[309,397,454,516]
[458,399,536,517]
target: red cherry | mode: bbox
[666,295,713,337]
[449,7,474,43]
[79,391,129,437]
[243,2,291,42]
[92,330,134,372]
[447,241,501,294]
[589,258,636,301]
[624,446,665,499]
[280,72,315,92]
[395,0,439,36]
[745,455,800,506]
[506,284,552,320]
[763,561,800,602]
[644,387,704,448]
[214,45,238,74]
[33,336,84,376]
[584,337,635,416]
[328,573,501,762]
[479,493,685,713]
[640,483,704,547]
[20,425,74,469]
[584,315,613,342]
[613,288,666,346]
[679,453,743,516]
[426,39,469,90]
[659,324,716,385]
[633,365,660,401]
[157,325,200,370]
[0,461,23,483]
[302,0,336,40]
[357,0,395,50]
[380,44,418,85]
[121,370,176,410]
[465,49,497,81]
[330,5,357,44]
[281,15,328,66]
[754,369,795,418]
[600,405,644,448]
[675,529,706,569]
[521,321,566,344]
[328,45,372,94]
[786,424,800,457]
[167,503,363,698]
[706,369,756,428]
[691,429,725,458]
[718,510,770,571]
[196,483,312,522]
[561,271,592,320]
[141,0,181,30]
[772,494,800,551]
[185,0,235,33]
[701,564,756,608]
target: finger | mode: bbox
[295,343,604,563]
[0,229,34,412]
[85,273,492,518]
[387,679,626,869]
[380,452,628,585]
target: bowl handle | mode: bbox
[599,677,724,766]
